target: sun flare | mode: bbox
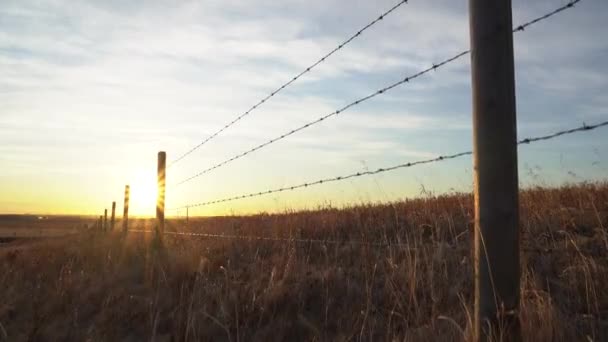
[128,170,158,217]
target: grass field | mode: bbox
[0,215,88,239]
[0,182,607,341]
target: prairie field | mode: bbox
[0,216,84,242]
[0,182,607,341]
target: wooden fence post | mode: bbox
[156,152,166,239]
[123,185,130,232]
[104,209,108,232]
[468,0,520,340]
[111,201,116,231]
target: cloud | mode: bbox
[1,0,607,214]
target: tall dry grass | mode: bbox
[0,182,606,341]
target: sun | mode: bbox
[129,169,158,217]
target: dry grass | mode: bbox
[0,182,607,341]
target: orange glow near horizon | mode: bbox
[128,169,158,217]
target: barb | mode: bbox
[171,120,608,209]
[169,0,411,168]
[513,0,580,33]
[518,120,607,145]
[174,0,581,186]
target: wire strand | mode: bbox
[174,51,469,186]
[128,228,419,248]
[170,120,607,209]
[168,0,411,168]
[127,229,585,253]
[173,0,581,187]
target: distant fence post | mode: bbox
[104,209,108,232]
[468,0,520,340]
[156,151,166,239]
[123,185,130,232]
[111,201,116,231]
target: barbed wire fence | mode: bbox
[133,121,605,249]
[100,0,598,256]
[131,119,606,250]
[81,0,608,338]
[168,0,411,168]
[126,226,594,254]
[83,1,593,248]
[1,0,599,339]
[111,0,592,235]
[170,0,581,188]
[166,121,607,209]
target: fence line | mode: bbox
[168,0,411,168]
[173,0,581,187]
[128,228,420,248]
[91,2,588,340]
[126,229,584,255]
[170,120,607,210]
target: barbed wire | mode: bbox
[173,0,581,187]
[128,228,418,248]
[519,120,604,144]
[126,229,588,254]
[174,51,469,186]
[169,120,607,210]
[168,0,411,168]
[513,0,579,33]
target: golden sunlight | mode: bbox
[128,169,158,217]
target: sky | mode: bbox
[1,0,607,217]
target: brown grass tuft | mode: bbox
[1,182,607,341]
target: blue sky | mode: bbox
[0,0,607,216]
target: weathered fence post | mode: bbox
[156,152,166,239]
[104,209,108,232]
[123,185,130,232]
[111,201,116,231]
[186,205,189,228]
[468,0,520,340]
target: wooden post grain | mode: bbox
[468,0,520,340]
